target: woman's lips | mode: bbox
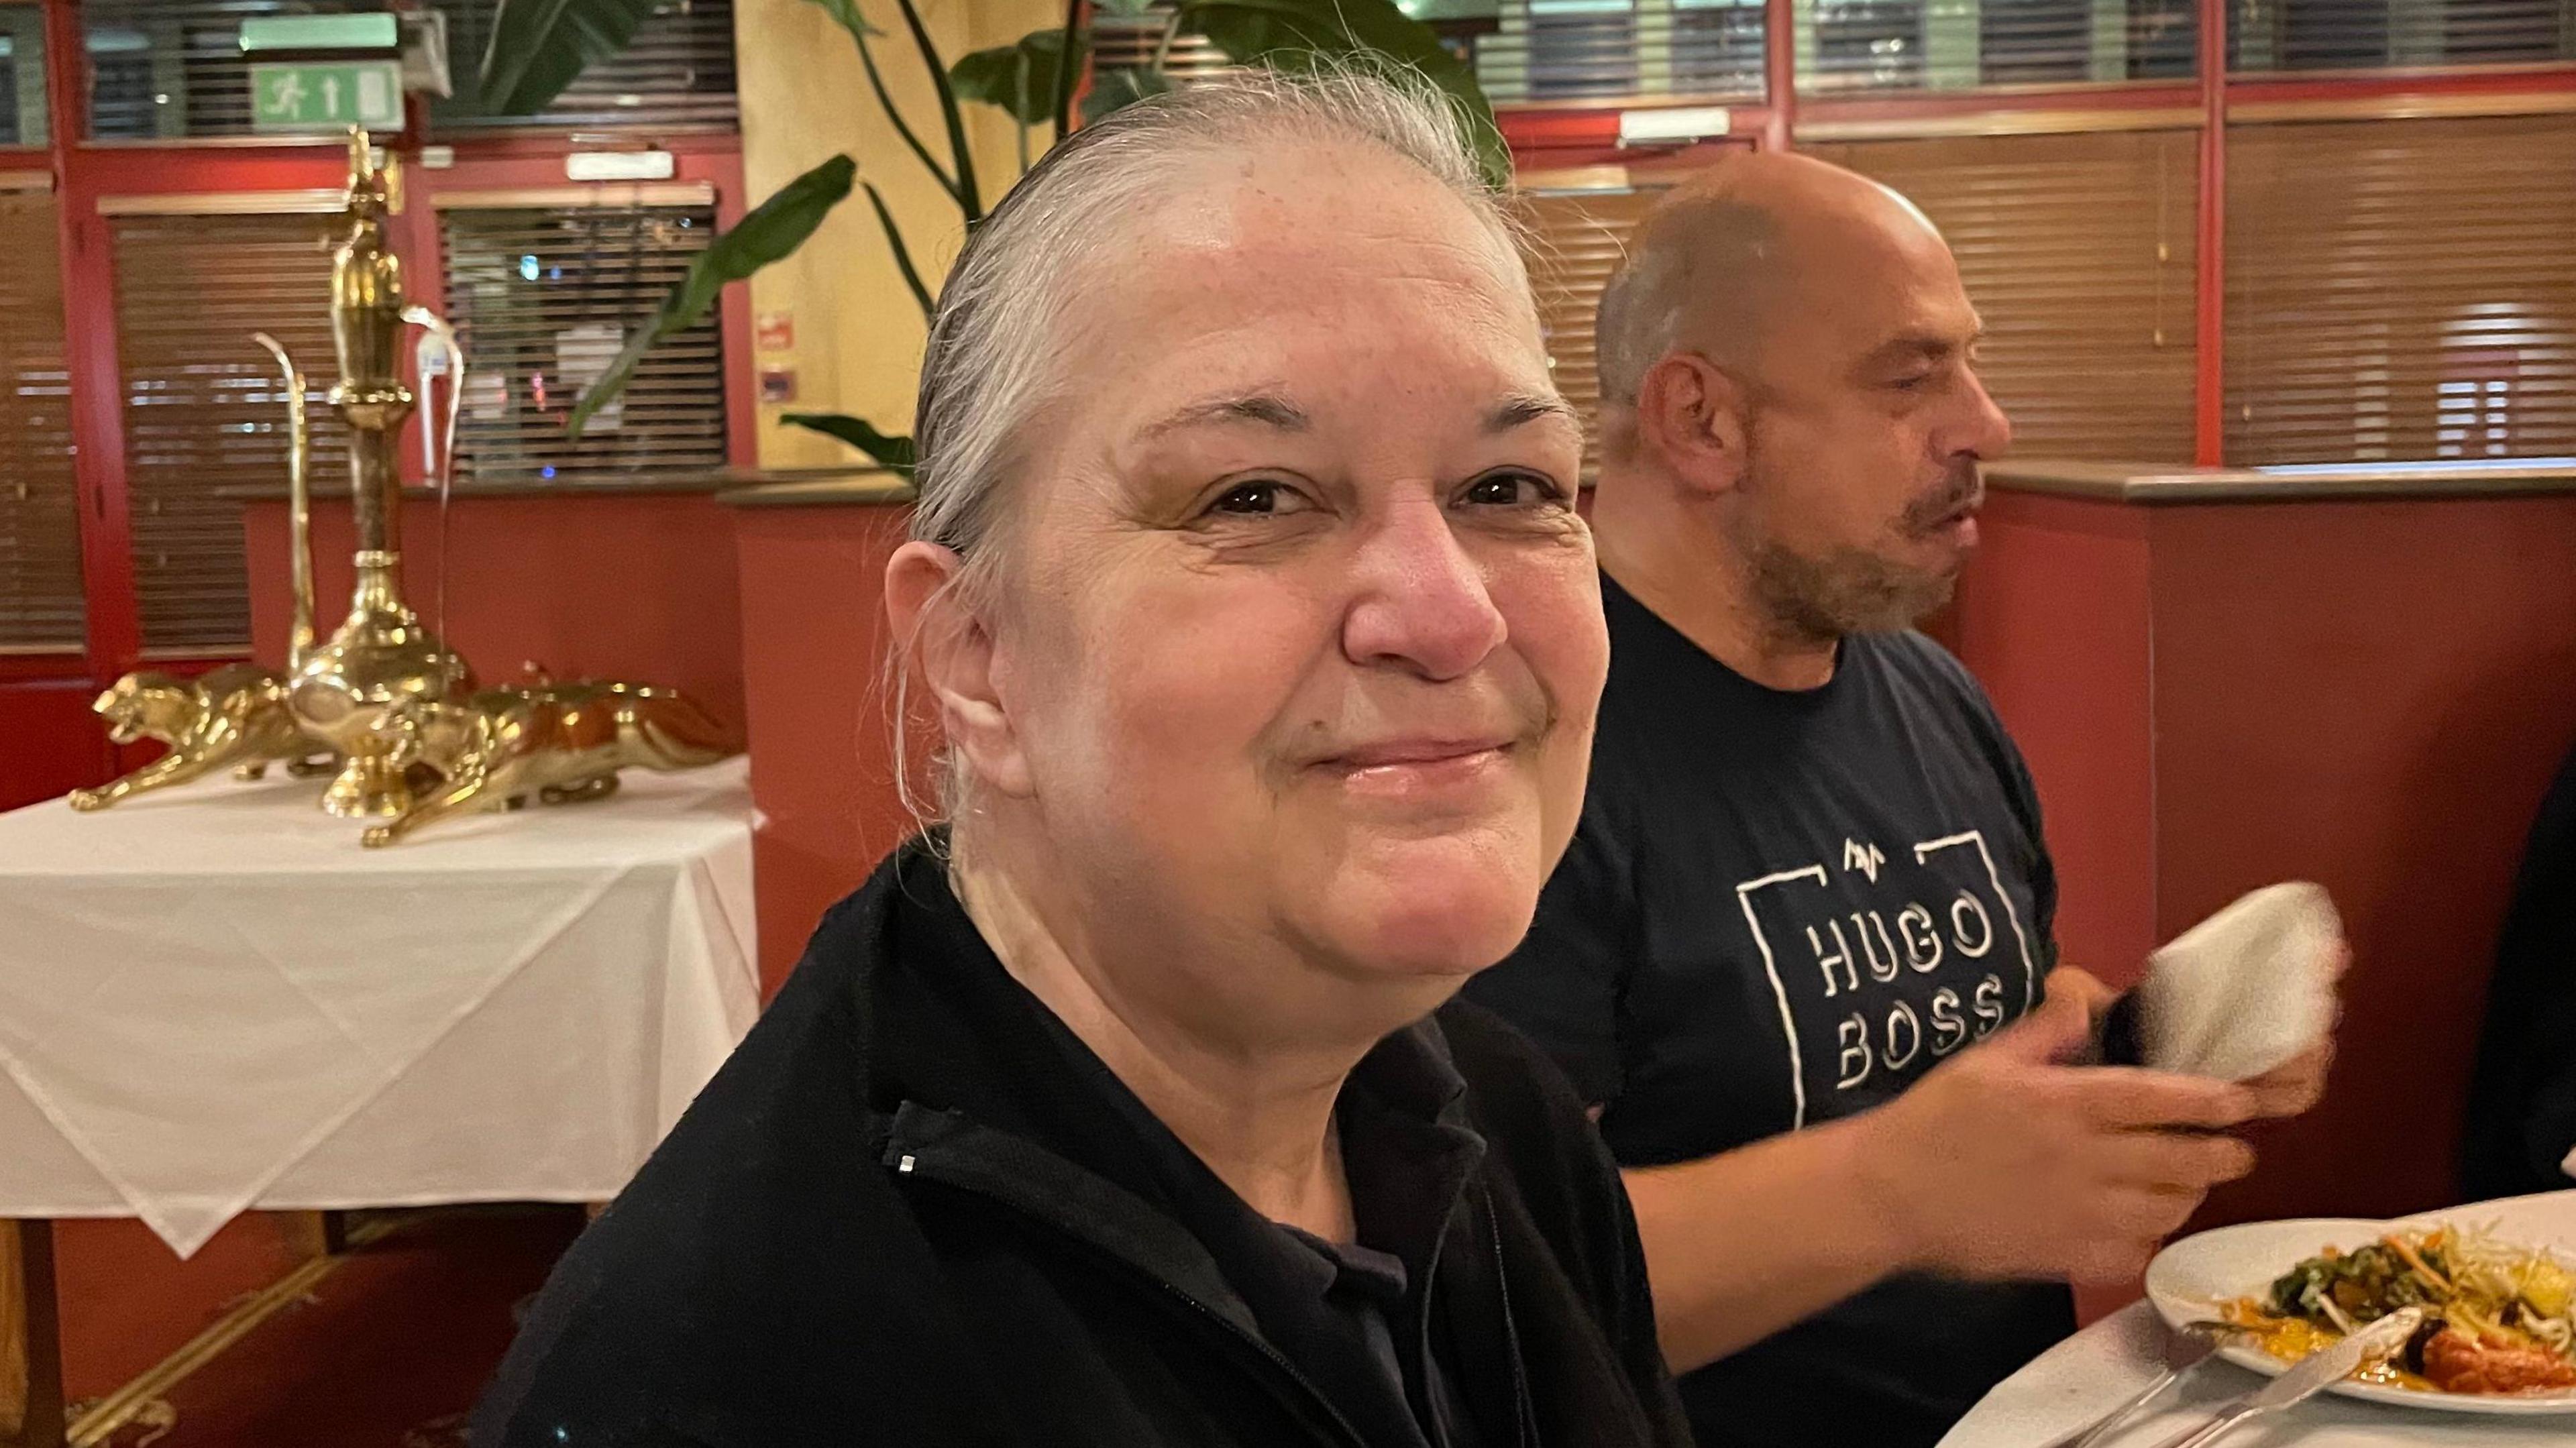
[1312,736,1517,801]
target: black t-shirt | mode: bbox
[2463,736,2576,1199]
[1466,573,2076,1448]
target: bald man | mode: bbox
[1466,154,2327,1445]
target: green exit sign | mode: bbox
[248,60,405,133]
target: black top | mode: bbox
[2463,738,2576,1199]
[1466,573,2074,1448]
[472,842,1692,1448]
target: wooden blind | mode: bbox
[1520,186,1666,481]
[1475,0,1766,105]
[1809,131,2199,463]
[2225,115,2576,465]
[1797,0,2198,92]
[2229,0,2571,71]
[0,192,81,653]
[429,0,739,134]
[439,201,729,485]
[109,210,347,655]
[1089,5,1236,85]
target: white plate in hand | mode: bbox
[2145,1193,2576,1416]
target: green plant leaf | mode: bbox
[1176,0,1507,185]
[950,29,1087,127]
[568,154,859,439]
[1081,65,1173,125]
[891,0,982,219]
[780,413,918,471]
[805,0,967,212]
[861,180,935,324]
[479,0,663,116]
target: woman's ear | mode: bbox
[885,542,1034,799]
[1635,351,1753,498]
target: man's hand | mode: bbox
[2242,1038,2334,1118]
[2241,942,2348,1118]
[2043,964,2121,1023]
[1855,985,2260,1286]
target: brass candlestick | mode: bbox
[283,129,472,817]
[72,129,741,840]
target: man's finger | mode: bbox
[2092,1131,2257,1190]
[2099,1183,2209,1239]
[1986,985,2095,1064]
[2063,1068,2259,1130]
[2044,966,2120,1017]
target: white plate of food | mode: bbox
[2145,1194,2576,1415]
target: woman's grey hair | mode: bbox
[893,63,1522,826]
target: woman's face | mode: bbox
[933,142,1607,1030]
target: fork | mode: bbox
[2037,1319,2243,1448]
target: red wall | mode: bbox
[0,679,112,813]
[2149,498,2576,1223]
[1953,493,2161,985]
[241,491,747,734]
[1958,488,2576,1225]
[730,501,921,995]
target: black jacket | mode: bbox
[473,845,1694,1448]
[2463,739,2576,1200]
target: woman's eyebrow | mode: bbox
[1136,392,1311,441]
[1487,392,1578,434]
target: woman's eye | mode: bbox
[1208,480,1313,516]
[1461,470,1565,508]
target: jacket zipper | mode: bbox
[1485,1201,1538,1448]
[1140,1272,1375,1448]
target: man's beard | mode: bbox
[1731,457,1980,645]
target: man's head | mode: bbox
[1595,152,2011,639]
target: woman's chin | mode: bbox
[1314,836,1544,982]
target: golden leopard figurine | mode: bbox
[362,679,738,847]
[68,666,337,812]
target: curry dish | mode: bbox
[2220,1226,2576,1397]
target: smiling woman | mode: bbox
[471,66,1692,1448]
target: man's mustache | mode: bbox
[1901,464,1984,535]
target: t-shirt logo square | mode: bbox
[1735,831,2038,1129]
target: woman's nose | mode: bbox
[1339,495,1509,681]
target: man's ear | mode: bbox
[884,543,1034,799]
[1633,351,1752,498]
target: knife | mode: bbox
[2141,1306,2424,1448]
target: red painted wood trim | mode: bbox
[1797,80,2200,128]
[2224,63,2576,107]
[48,0,134,682]
[0,653,88,683]
[2194,0,2227,466]
[1764,0,1797,150]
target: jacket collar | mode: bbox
[833,841,1483,1299]
[809,842,1534,1448]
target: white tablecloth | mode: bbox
[0,758,759,1256]
[1942,1189,2576,1448]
